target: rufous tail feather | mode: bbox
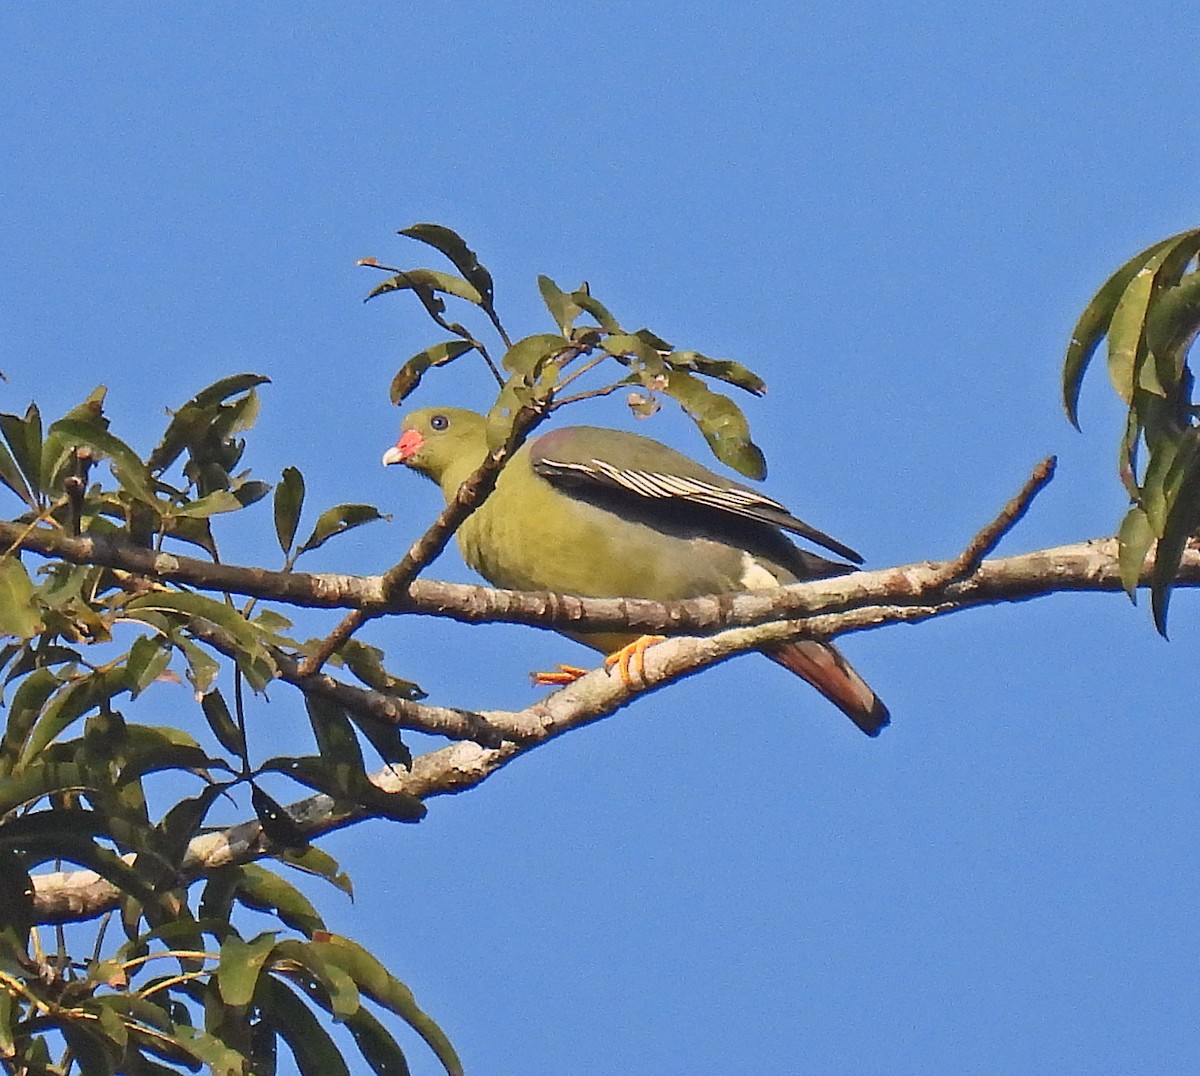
[762,640,889,736]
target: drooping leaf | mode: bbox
[0,437,35,509]
[232,863,326,937]
[296,505,389,556]
[156,784,228,868]
[176,636,221,697]
[0,668,62,775]
[336,640,425,701]
[20,666,129,765]
[149,374,270,476]
[269,938,360,1020]
[126,634,172,698]
[217,932,278,1008]
[1147,270,1200,393]
[345,1006,412,1076]
[251,785,310,851]
[1150,434,1200,635]
[1116,506,1155,599]
[201,689,246,757]
[126,592,272,674]
[312,935,462,1076]
[166,490,245,520]
[0,557,44,640]
[388,341,476,405]
[274,467,306,554]
[0,402,43,502]
[254,976,351,1076]
[1063,234,1179,427]
[398,224,496,310]
[303,694,365,791]
[659,368,767,480]
[276,844,353,897]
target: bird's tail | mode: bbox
[762,640,889,737]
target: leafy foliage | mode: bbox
[1062,227,1200,632]
[0,379,458,1074]
[365,224,771,478]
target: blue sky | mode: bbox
[3,4,1198,1073]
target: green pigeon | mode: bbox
[383,406,889,736]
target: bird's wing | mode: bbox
[532,449,863,565]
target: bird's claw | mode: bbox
[604,635,667,686]
[531,663,590,687]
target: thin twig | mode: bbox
[930,455,1057,585]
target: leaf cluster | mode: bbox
[0,384,455,1073]
[365,224,772,479]
[1062,227,1200,632]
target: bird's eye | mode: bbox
[430,414,449,431]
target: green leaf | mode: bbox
[336,640,425,701]
[569,284,621,332]
[344,712,412,770]
[157,784,228,867]
[399,224,496,310]
[313,935,462,1076]
[1063,234,1179,427]
[233,863,326,936]
[173,1024,248,1076]
[388,341,476,406]
[1150,433,1200,635]
[127,634,172,698]
[665,349,768,396]
[126,592,272,673]
[276,845,353,897]
[537,275,579,334]
[0,759,99,816]
[20,667,129,765]
[0,557,44,640]
[201,689,246,757]
[1117,506,1155,599]
[501,333,568,377]
[660,368,767,480]
[166,490,246,519]
[41,418,157,504]
[274,467,306,554]
[0,438,35,509]
[270,938,361,1021]
[2,669,64,773]
[345,1006,412,1076]
[255,975,351,1076]
[304,693,365,790]
[175,636,221,697]
[1147,269,1200,392]
[233,478,270,508]
[218,932,278,1008]
[251,785,310,850]
[0,402,42,502]
[296,504,389,556]
[149,374,270,475]
[365,268,482,306]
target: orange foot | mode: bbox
[604,635,667,687]
[531,663,590,687]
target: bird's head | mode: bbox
[382,407,488,489]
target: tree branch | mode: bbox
[28,536,1200,923]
